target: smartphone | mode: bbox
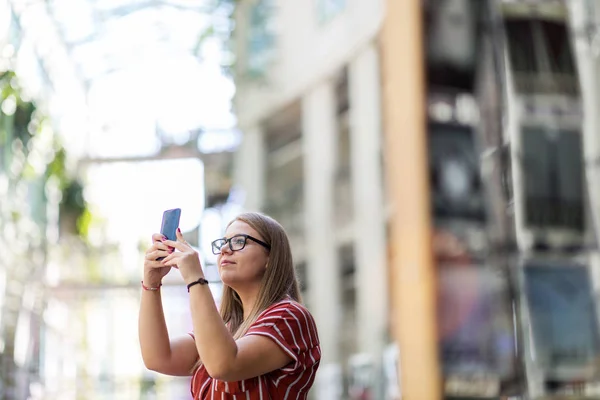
[157,208,181,261]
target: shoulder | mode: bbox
[257,299,315,325]
[250,299,319,346]
[247,298,321,368]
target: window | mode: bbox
[505,19,537,74]
[504,18,578,94]
[429,123,485,221]
[426,0,481,91]
[524,263,600,380]
[438,264,516,379]
[521,128,584,232]
[541,21,576,75]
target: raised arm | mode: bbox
[138,233,199,376]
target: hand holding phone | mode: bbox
[157,208,181,261]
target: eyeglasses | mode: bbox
[211,234,271,255]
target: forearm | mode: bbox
[138,289,172,368]
[188,283,237,378]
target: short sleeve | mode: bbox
[246,301,321,372]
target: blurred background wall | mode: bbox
[231,0,600,399]
[3,0,600,399]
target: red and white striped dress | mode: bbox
[190,299,321,400]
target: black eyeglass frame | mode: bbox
[211,234,271,255]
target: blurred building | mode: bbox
[231,0,388,398]
[232,0,600,399]
[410,0,600,398]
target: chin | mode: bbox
[219,271,241,286]
[220,272,263,289]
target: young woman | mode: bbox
[139,212,321,399]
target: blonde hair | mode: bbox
[192,211,302,372]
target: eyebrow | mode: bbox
[222,234,245,239]
[221,233,258,241]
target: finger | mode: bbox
[176,227,190,245]
[147,242,170,253]
[147,261,171,269]
[161,253,179,267]
[163,228,190,250]
[162,238,188,252]
[158,242,172,251]
[145,249,170,260]
[152,233,167,243]
[145,250,160,260]
[148,243,171,254]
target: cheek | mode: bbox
[239,253,268,277]
[241,260,266,279]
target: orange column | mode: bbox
[380,0,442,399]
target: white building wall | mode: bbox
[348,41,388,364]
[232,125,265,211]
[302,80,341,365]
[235,0,385,128]
[233,0,389,396]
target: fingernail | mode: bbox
[177,228,181,233]
[169,248,174,253]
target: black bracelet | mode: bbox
[187,277,209,292]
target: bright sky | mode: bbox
[81,42,236,274]
[2,0,239,265]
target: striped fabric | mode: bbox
[191,299,321,399]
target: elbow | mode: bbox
[205,364,230,381]
[143,359,159,372]
[141,355,164,373]
[201,345,239,381]
[205,359,237,382]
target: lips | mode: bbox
[220,260,235,266]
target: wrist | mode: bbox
[184,274,206,286]
[142,278,162,288]
[141,280,162,291]
[181,266,205,286]
[186,276,209,292]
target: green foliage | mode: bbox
[76,206,93,239]
[46,146,68,188]
[61,179,86,215]
[13,100,35,145]
[0,70,36,150]
[1,69,92,240]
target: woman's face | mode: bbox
[217,220,270,288]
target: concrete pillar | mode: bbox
[381,0,442,397]
[234,126,265,211]
[302,80,341,365]
[348,42,388,362]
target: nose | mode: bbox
[220,241,233,255]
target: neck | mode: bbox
[235,284,262,320]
